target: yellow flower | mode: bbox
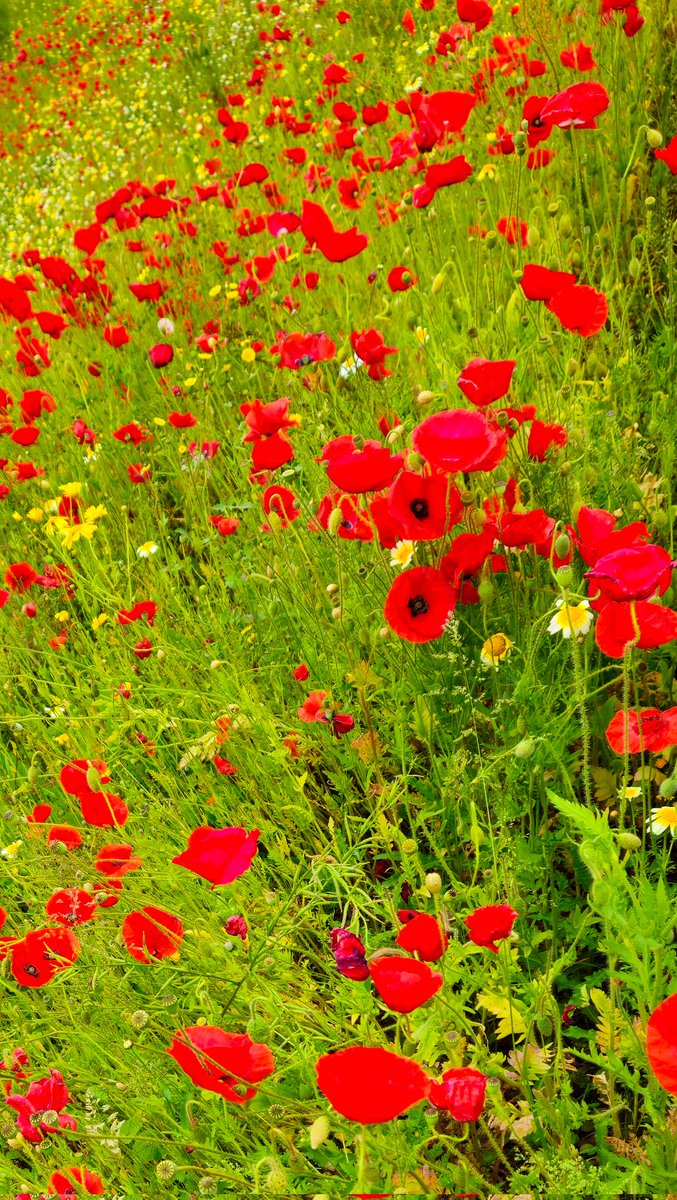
[649,806,677,837]
[55,733,70,746]
[548,599,593,639]
[414,326,429,345]
[83,504,107,522]
[92,613,109,631]
[1,841,22,860]
[209,284,222,297]
[26,507,44,522]
[481,633,513,668]
[60,481,82,498]
[390,541,417,569]
[55,611,70,623]
[242,346,256,363]
[137,542,158,558]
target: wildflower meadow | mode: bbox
[1,0,677,1194]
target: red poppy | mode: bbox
[298,691,329,722]
[527,418,567,460]
[423,154,474,191]
[213,755,237,775]
[384,566,457,643]
[316,1046,431,1123]
[94,844,142,876]
[369,954,443,1013]
[520,263,577,301]
[540,81,610,129]
[104,324,130,348]
[646,993,677,1093]
[387,266,417,292]
[272,330,336,369]
[605,707,677,755]
[559,41,597,71]
[321,436,403,493]
[45,825,82,854]
[167,1026,274,1102]
[168,411,197,428]
[585,545,675,602]
[122,906,184,963]
[7,1069,76,1144]
[45,888,97,926]
[28,804,53,824]
[10,926,80,988]
[172,825,260,886]
[429,1067,488,1120]
[574,506,649,567]
[545,283,608,337]
[412,409,508,474]
[465,904,518,953]
[48,1167,105,1195]
[457,358,515,408]
[595,601,677,658]
[293,663,310,681]
[655,136,677,175]
[149,343,173,368]
[331,927,369,981]
[4,562,38,592]
[387,470,463,540]
[497,216,529,247]
[350,329,398,381]
[60,759,110,796]
[396,910,449,961]
[79,789,129,828]
[301,200,369,262]
[263,485,300,526]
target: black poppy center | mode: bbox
[532,116,544,128]
[295,354,314,366]
[23,963,40,978]
[410,497,429,520]
[408,594,430,618]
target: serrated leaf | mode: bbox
[477,990,527,1041]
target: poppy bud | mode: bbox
[416,390,434,406]
[327,507,343,537]
[425,871,442,894]
[210,660,221,670]
[659,778,677,799]
[560,461,572,476]
[86,766,102,792]
[645,195,656,208]
[628,257,642,279]
[559,214,573,239]
[309,1114,330,1148]
[556,565,574,588]
[484,231,497,248]
[536,1015,553,1036]
[616,831,641,851]
[431,273,446,295]
[554,533,571,559]
[27,765,38,786]
[514,737,535,759]
[331,607,342,620]
[548,201,559,215]
[22,603,37,618]
[514,130,527,155]
[646,128,663,149]
[478,578,494,603]
[528,227,540,248]
[267,510,283,536]
[407,451,425,471]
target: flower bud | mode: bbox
[514,737,536,759]
[514,130,527,155]
[327,507,343,536]
[424,871,443,894]
[86,766,102,792]
[559,214,573,239]
[659,777,677,799]
[646,128,663,149]
[416,389,434,406]
[309,1115,330,1149]
[554,533,571,559]
[616,831,641,852]
[431,273,446,295]
[27,765,38,786]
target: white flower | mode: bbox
[648,806,677,837]
[137,541,158,558]
[390,540,416,569]
[547,598,593,639]
[157,317,174,335]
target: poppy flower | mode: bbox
[172,825,260,886]
[655,136,677,175]
[272,330,336,370]
[559,41,597,71]
[4,562,38,592]
[122,906,184,963]
[316,1046,431,1124]
[45,825,82,854]
[60,759,110,796]
[7,1069,76,1144]
[574,506,649,567]
[387,470,463,540]
[520,263,577,302]
[104,324,130,348]
[429,1067,488,1120]
[465,904,518,953]
[301,200,369,262]
[263,485,300,526]
[168,411,197,428]
[45,888,97,926]
[48,1167,105,1195]
[167,1026,274,1102]
[586,545,675,602]
[527,418,568,460]
[350,329,399,381]
[149,343,174,368]
[595,601,677,658]
[369,954,443,1013]
[605,707,677,755]
[293,663,310,682]
[646,993,677,1093]
[321,436,403,493]
[387,266,417,292]
[331,928,369,980]
[396,910,449,961]
[545,283,608,337]
[540,81,610,129]
[10,926,80,988]
[412,409,508,474]
[94,843,142,876]
[384,566,457,643]
[457,358,515,408]
[78,789,129,828]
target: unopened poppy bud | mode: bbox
[556,565,574,588]
[554,533,571,558]
[309,1114,330,1149]
[559,213,573,238]
[528,227,540,247]
[326,582,339,595]
[514,130,527,155]
[407,451,425,471]
[484,230,498,248]
[156,648,166,661]
[616,831,641,851]
[210,660,221,670]
[628,257,642,279]
[425,871,443,894]
[507,418,519,433]
[386,426,403,445]
[267,510,283,536]
[265,1161,288,1193]
[86,766,102,792]
[646,128,663,149]
[514,737,536,759]
[156,1161,177,1181]
[548,201,559,215]
[646,194,656,208]
[431,272,446,295]
[327,507,343,537]
[477,578,494,603]
[27,765,38,786]
[416,389,434,406]
[659,777,677,799]
[470,824,484,847]
[560,460,572,475]
[331,607,342,620]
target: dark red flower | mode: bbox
[465,904,518,953]
[167,1026,274,1102]
[412,409,508,474]
[429,1067,487,1120]
[387,471,463,540]
[225,914,248,940]
[331,927,369,981]
[647,993,677,1093]
[321,436,403,493]
[457,358,515,408]
[369,954,443,1013]
[384,566,457,643]
[316,1046,431,1123]
[396,910,449,961]
[172,826,260,886]
[122,906,184,963]
[606,707,677,755]
[586,545,675,602]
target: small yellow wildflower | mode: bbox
[390,541,416,569]
[648,806,677,837]
[92,613,109,631]
[55,611,70,623]
[1,841,22,860]
[60,482,82,498]
[548,598,593,639]
[26,507,44,522]
[481,633,513,668]
[83,505,107,522]
[242,346,256,363]
[137,542,158,558]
